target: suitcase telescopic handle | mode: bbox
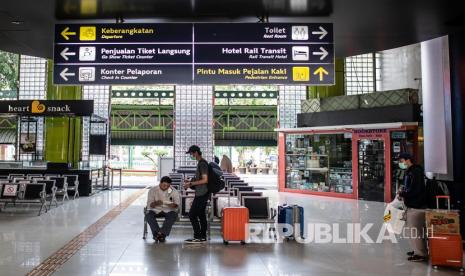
[436,195,450,211]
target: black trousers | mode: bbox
[188,194,209,239]
[145,210,178,236]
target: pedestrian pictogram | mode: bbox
[293,67,310,81]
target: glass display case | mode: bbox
[278,123,418,202]
[283,133,353,195]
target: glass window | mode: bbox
[344,53,374,95]
[285,133,353,194]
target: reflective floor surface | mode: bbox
[0,189,138,275]
[0,188,461,276]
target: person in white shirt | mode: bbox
[145,176,180,242]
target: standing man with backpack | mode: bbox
[397,152,428,262]
[184,145,209,243]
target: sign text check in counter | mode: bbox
[53,23,334,85]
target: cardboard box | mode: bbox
[426,210,460,236]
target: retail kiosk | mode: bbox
[277,121,420,203]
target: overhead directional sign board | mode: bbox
[54,23,334,85]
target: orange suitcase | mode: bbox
[222,207,249,245]
[428,196,464,271]
[429,234,463,270]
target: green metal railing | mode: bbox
[214,105,277,138]
[111,104,174,133]
[111,104,277,145]
[0,117,16,129]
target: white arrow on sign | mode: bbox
[312,26,328,40]
[60,68,75,81]
[312,47,329,60]
[60,47,76,61]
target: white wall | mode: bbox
[421,36,453,180]
[378,43,422,91]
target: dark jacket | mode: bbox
[399,164,427,209]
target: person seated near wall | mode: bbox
[220,154,233,173]
[145,176,180,242]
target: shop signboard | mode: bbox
[54,23,334,85]
[353,129,387,139]
[391,131,406,139]
[0,100,94,116]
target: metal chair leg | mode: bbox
[38,201,45,216]
[143,207,148,239]
[143,218,148,239]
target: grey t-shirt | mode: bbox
[193,159,209,197]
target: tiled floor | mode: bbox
[0,189,139,275]
[0,188,461,276]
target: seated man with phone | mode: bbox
[145,176,180,242]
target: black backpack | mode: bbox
[200,160,225,194]
[425,176,449,209]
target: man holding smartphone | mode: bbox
[184,145,209,243]
[145,176,180,242]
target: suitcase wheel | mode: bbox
[240,241,246,245]
[223,240,229,245]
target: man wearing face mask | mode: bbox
[184,145,209,243]
[397,152,427,262]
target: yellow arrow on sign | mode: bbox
[61,27,76,40]
[313,67,329,81]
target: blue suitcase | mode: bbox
[278,204,304,239]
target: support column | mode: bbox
[420,37,453,180]
[448,31,465,184]
[128,146,134,169]
[17,55,47,161]
[278,85,307,129]
[174,85,214,168]
[44,60,82,168]
[81,85,111,166]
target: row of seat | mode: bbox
[168,172,274,221]
[216,173,275,220]
[0,174,80,215]
[143,171,275,239]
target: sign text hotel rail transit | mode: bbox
[54,23,334,85]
